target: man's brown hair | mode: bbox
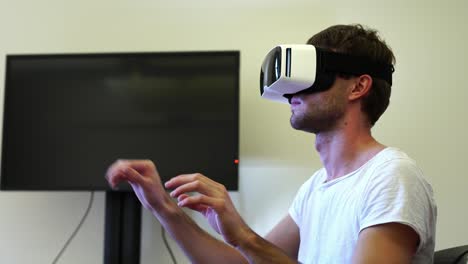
[307,24,395,126]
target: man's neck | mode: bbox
[315,124,385,182]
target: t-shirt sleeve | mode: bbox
[359,158,437,252]
[289,174,318,228]
[289,182,306,227]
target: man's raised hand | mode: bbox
[105,159,166,212]
[165,173,251,247]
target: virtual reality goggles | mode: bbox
[260,44,394,104]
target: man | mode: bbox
[106,24,437,263]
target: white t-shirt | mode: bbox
[289,147,437,264]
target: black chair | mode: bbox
[434,245,468,264]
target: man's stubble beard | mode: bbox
[290,94,347,134]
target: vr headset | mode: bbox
[260,44,394,104]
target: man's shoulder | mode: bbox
[363,147,434,198]
[372,147,417,165]
[367,147,423,177]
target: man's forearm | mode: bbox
[151,193,248,264]
[236,229,299,264]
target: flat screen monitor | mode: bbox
[1,51,239,191]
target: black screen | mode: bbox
[1,52,239,190]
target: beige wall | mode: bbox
[0,0,467,263]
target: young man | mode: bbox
[106,24,437,263]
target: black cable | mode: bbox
[52,191,95,264]
[161,225,178,264]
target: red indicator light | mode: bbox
[234,159,239,164]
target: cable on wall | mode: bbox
[161,225,178,264]
[52,191,95,264]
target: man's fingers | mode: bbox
[106,170,126,188]
[169,179,213,198]
[109,159,156,175]
[165,173,193,189]
[176,194,209,212]
[122,167,146,186]
[106,166,146,188]
[177,194,190,202]
[178,194,221,210]
[166,173,223,193]
[105,159,158,185]
[165,173,210,188]
[122,159,156,175]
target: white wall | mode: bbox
[0,0,467,263]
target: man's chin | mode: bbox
[290,119,319,134]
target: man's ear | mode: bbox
[349,74,373,101]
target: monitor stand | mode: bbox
[104,191,142,264]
